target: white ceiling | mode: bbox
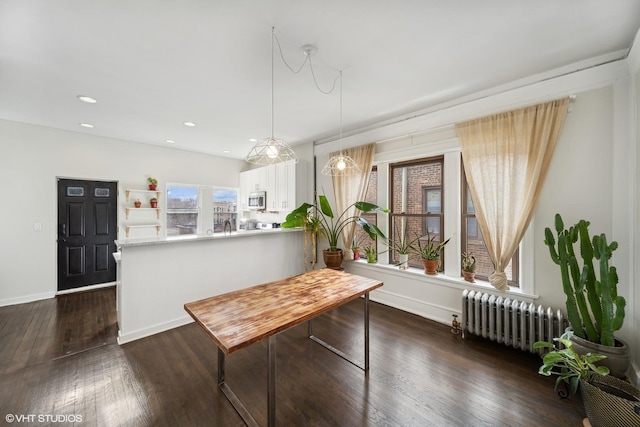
[1,1,639,160]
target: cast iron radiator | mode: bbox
[461,289,568,354]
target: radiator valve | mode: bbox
[451,314,461,335]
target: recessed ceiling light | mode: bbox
[249,138,258,142]
[79,123,94,128]
[183,121,196,127]
[223,150,230,154]
[77,95,97,104]
[165,139,176,144]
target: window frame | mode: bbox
[388,156,445,269]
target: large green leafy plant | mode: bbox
[534,331,609,396]
[282,195,388,250]
[544,213,625,347]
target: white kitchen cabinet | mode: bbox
[239,160,307,212]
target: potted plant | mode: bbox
[147,177,158,190]
[351,234,366,261]
[416,231,451,275]
[387,217,419,270]
[544,213,629,378]
[282,195,388,270]
[364,246,377,263]
[534,331,640,426]
[149,197,158,208]
[461,252,476,283]
[134,199,142,208]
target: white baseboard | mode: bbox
[117,315,194,345]
[56,282,116,295]
[370,288,457,326]
[0,291,56,307]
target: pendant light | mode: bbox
[321,71,360,176]
[246,28,298,165]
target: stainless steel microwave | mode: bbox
[248,191,266,210]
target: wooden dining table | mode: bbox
[184,268,383,427]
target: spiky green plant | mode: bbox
[544,214,625,347]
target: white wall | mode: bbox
[313,58,637,380]
[0,120,315,305]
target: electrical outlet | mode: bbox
[33,223,42,232]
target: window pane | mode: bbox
[213,188,238,233]
[390,157,444,268]
[167,186,198,236]
[461,169,516,285]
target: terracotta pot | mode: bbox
[323,249,343,270]
[570,329,631,379]
[423,259,438,275]
[149,184,157,190]
[352,249,360,260]
[150,201,158,208]
[134,201,142,208]
[462,270,475,283]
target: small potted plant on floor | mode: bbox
[147,177,158,191]
[534,331,640,426]
[149,197,158,208]
[416,231,450,275]
[461,252,476,283]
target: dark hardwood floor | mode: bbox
[0,286,586,426]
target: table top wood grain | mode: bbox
[184,268,383,355]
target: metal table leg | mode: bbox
[217,347,260,427]
[308,293,371,372]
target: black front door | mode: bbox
[57,179,118,292]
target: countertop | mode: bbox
[115,227,301,248]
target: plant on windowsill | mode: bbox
[363,246,377,263]
[149,197,158,208]
[386,216,420,270]
[416,230,451,275]
[534,331,640,426]
[282,195,388,270]
[544,213,629,378]
[351,234,367,261]
[461,252,476,283]
[147,177,158,191]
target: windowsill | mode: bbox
[345,259,539,301]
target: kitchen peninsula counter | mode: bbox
[116,228,305,344]
[116,227,299,248]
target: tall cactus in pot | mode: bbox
[544,213,625,347]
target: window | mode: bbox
[389,157,445,268]
[212,188,238,233]
[461,165,519,286]
[166,185,198,236]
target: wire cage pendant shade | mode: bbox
[321,152,360,176]
[246,27,298,165]
[246,136,297,165]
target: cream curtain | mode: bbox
[455,98,570,291]
[331,143,376,259]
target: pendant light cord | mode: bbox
[271,27,275,139]
[272,29,341,95]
